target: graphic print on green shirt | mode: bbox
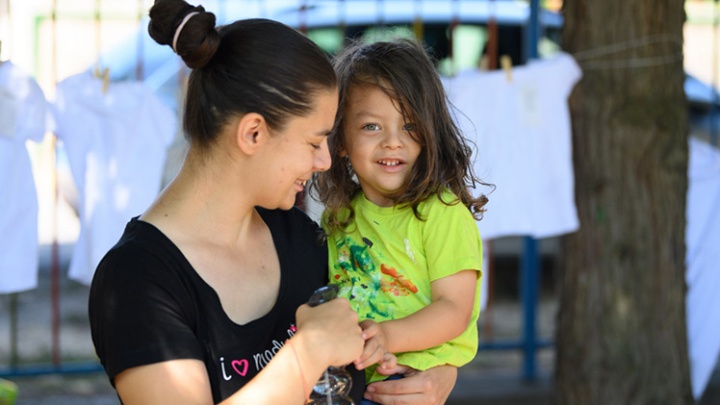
[333,234,421,320]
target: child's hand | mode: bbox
[354,319,389,370]
[376,352,401,375]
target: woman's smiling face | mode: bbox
[261,89,337,210]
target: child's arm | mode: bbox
[354,269,478,370]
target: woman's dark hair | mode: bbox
[147,0,337,148]
[313,38,490,235]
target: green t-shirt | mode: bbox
[326,189,483,383]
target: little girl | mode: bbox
[313,38,488,403]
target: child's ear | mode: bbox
[235,113,267,155]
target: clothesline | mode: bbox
[572,33,684,69]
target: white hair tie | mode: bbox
[172,11,200,53]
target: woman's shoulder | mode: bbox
[92,217,188,285]
[107,217,178,255]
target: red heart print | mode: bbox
[232,359,248,376]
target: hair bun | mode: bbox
[148,0,220,69]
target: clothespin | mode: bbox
[412,0,423,40]
[413,15,423,41]
[101,67,110,94]
[500,55,512,82]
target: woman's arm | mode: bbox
[356,270,478,369]
[115,298,364,405]
[363,364,458,405]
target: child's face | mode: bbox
[341,84,421,207]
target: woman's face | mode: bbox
[260,89,338,210]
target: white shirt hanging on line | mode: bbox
[443,52,582,240]
[53,71,177,286]
[0,61,53,294]
[686,137,720,400]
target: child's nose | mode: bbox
[382,129,403,149]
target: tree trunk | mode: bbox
[555,1,693,404]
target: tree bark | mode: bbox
[555,1,693,404]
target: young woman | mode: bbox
[88,1,457,404]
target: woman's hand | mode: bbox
[295,298,364,367]
[363,364,458,405]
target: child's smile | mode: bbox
[341,83,422,207]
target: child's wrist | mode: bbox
[378,322,393,353]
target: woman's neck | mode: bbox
[142,151,259,245]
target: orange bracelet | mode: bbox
[288,340,310,401]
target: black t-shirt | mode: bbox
[89,207,364,403]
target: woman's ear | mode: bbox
[235,112,267,155]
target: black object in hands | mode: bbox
[307,284,339,307]
[306,285,354,405]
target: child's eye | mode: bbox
[403,123,416,132]
[362,123,379,131]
